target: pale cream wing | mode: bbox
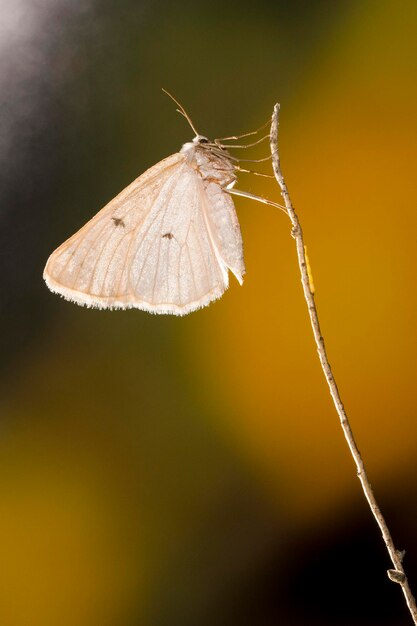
[201,180,245,285]
[122,166,236,315]
[43,153,186,308]
[44,154,242,315]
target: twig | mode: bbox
[269,103,417,624]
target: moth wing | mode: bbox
[43,153,186,307]
[123,166,243,314]
[202,181,245,286]
[44,154,243,315]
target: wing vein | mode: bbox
[132,166,184,297]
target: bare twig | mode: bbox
[269,103,417,624]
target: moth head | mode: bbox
[181,135,212,155]
[193,135,210,145]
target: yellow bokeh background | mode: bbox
[194,0,417,523]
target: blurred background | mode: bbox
[1,0,417,624]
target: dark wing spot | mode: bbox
[162,232,173,240]
[112,217,125,227]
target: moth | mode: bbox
[44,92,272,315]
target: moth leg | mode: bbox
[233,165,274,178]
[215,117,271,142]
[215,134,270,150]
[224,187,288,216]
[210,165,274,179]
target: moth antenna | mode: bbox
[162,88,200,137]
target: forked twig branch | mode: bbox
[269,103,417,624]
